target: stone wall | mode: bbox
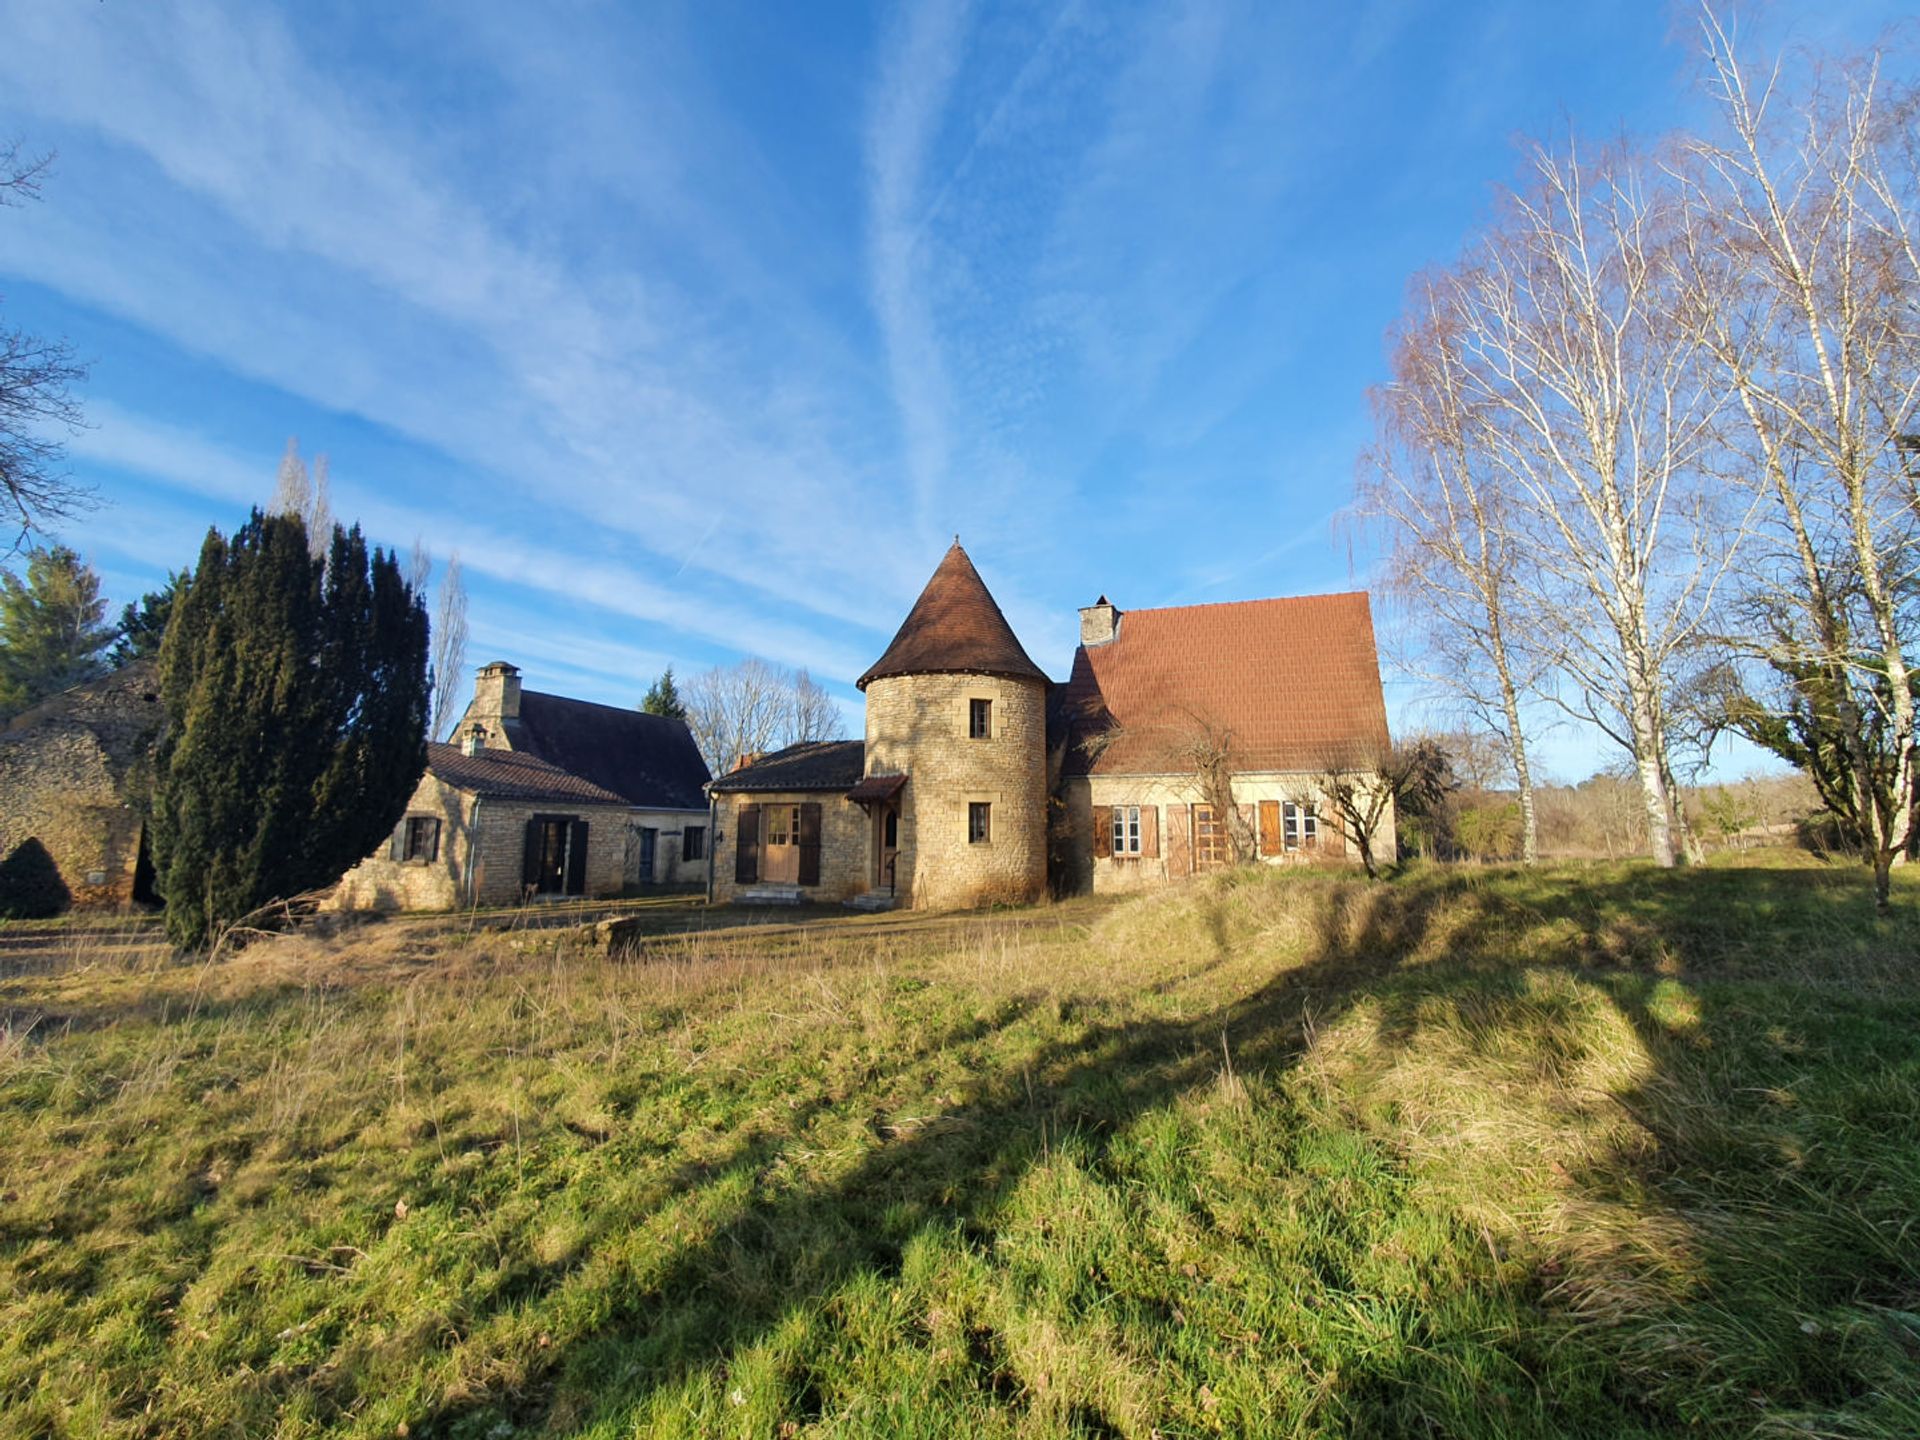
[1061,771,1396,895]
[0,664,162,911]
[333,773,630,911]
[865,672,1047,909]
[624,809,711,888]
[710,791,868,904]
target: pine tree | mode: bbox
[149,509,429,949]
[641,665,688,720]
[109,570,186,668]
[0,545,113,718]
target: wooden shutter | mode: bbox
[1165,804,1190,877]
[1237,805,1255,859]
[390,821,407,861]
[797,802,822,886]
[566,819,590,895]
[734,804,760,884]
[1259,801,1281,857]
[1324,811,1345,857]
[423,818,441,863]
[1092,805,1113,859]
[522,818,543,892]
[1141,805,1159,859]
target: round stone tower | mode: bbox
[858,542,1049,909]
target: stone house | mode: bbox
[707,543,1391,910]
[1057,591,1395,893]
[332,739,634,910]
[0,663,163,911]
[333,661,712,911]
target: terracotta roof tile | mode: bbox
[1059,591,1391,776]
[426,743,631,806]
[857,543,1046,690]
[707,739,866,793]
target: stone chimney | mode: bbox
[1079,596,1121,647]
[469,661,521,747]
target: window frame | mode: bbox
[1283,801,1318,852]
[1192,803,1227,869]
[1111,803,1142,856]
[969,697,993,740]
[402,815,440,864]
[968,801,992,845]
[682,825,706,862]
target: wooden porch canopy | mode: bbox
[845,772,907,805]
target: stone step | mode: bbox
[738,885,803,906]
[845,890,896,912]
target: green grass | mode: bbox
[2,860,1917,1438]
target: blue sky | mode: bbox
[0,0,1906,778]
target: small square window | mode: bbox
[969,698,992,739]
[682,825,706,862]
[403,816,440,863]
[968,802,991,844]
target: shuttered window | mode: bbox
[402,816,440,863]
[682,825,705,862]
[1111,805,1142,855]
[1193,804,1227,869]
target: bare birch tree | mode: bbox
[429,552,468,743]
[1674,9,1920,906]
[270,439,333,558]
[1359,278,1545,863]
[1437,139,1751,867]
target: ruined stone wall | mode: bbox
[709,791,868,904]
[865,672,1047,910]
[0,665,162,910]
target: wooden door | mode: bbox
[763,804,801,884]
[876,805,899,890]
[533,818,569,894]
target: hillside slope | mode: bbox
[2,863,1917,1438]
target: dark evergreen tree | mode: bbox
[109,570,186,668]
[0,544,113,719]
[641,665,688,720]
[150,510,428,949]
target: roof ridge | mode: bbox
[521,688,680,722]
[1107,589,1372,619]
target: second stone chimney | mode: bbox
[469,661,521,747]
[1079,596,1121,647]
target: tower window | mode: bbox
[969,698,992,739]
[968,802,991,844]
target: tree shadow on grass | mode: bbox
[414,881,1452,1437]
[339,863,1916,1436]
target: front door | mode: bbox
[763,804,801,884]
[638,827,657,883]
[534,818,570,894]
[875,805,899,890]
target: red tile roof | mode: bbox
[1059,592,1391,776]
[426,743,632,806]
[857,543,1047,690]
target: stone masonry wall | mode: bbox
[710,792,868,905]
[865,673,1047,910]
[0,665,162,910]
[333,773,629,911]
[1061,771,1397,895]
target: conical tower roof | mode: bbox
[857,542,1047,690]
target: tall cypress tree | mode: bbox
[150,509,429,949]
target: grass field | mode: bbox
[2,860,1917,1438]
